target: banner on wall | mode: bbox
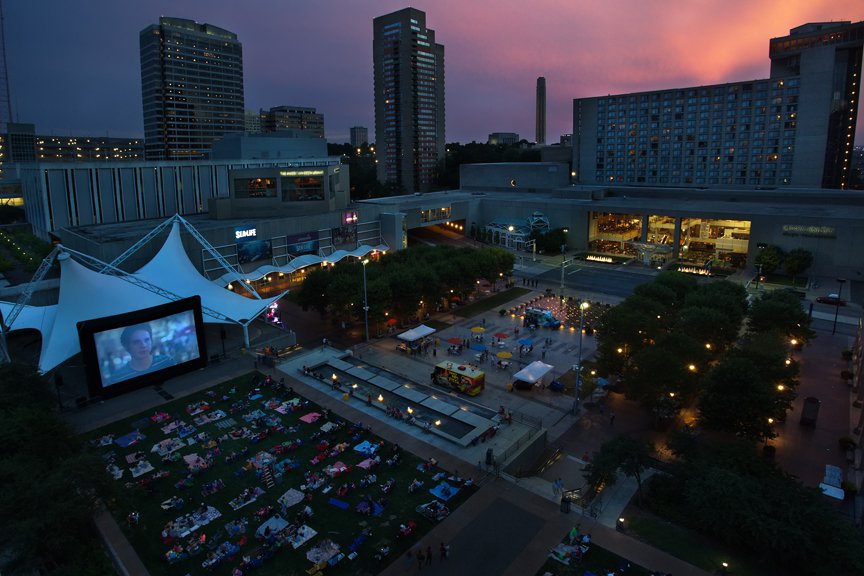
[285,231,320,256]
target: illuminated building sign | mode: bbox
[234,227,257,241]
[781,225,835,238]
[280,169,325,177]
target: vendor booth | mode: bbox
[512,360,554,390]
[431,361,485,396]
[396,324,436,354]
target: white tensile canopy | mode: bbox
[135,222,281,324]
[2,221,281,373]
[397,324,436,342]
[512,360,555,384]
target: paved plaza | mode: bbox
[60,265,863,576]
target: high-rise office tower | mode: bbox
[373,8,445,194]
[350,126,369,148]
[140,17,245,161]
[260,106,325,138]
[573,20,863,189]
[536,77,546,145]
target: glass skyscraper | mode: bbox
[140,17,245,161]
[373,8,445,194]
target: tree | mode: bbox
[699,356,783,441]
[784,248,813,287]
[754,244,783,274]
[747,289,814,343]
[583,435,654,505]
[0,363,113,575]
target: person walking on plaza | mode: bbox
[416,547,424,569]
[426,545,432,565]
[439,541,448,560]
[609,411,616,425]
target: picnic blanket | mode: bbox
[115,431,145,448]
[186,401,210,415]
[357,458,377,470]
[353,440,379,455]
[229,487,265,510]
[430,481,459,501]
[278,488,305,509]
[306,539,340,564]
[324,461,349,478]
[289,524,317,549]
[320,421,339,433]
[151,438,185,456]
[255,514,290,539]
[161,420,183,434]
[183,453,209,471]
[130,460,154,478]
[328,498,349,510]
[151,411,171,423]
[275,398,301,414]
[193,409,227,426]
[300,412,322,424]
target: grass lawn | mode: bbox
[535,538,653,576]
[453,287,532,318]
[88,372,476,576]
[623,505,772,576]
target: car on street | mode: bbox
[816,293,846,306]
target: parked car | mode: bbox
[816,293,846,306]
[800,396,821,426]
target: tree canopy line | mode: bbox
[328,140,542,199]
[0,363,115,576]
[291,245,515,329]
[584,272,864,575]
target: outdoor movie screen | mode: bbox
[78,297,207,398]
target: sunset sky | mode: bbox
[5,0,862,144]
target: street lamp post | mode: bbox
[362,259,370,342]
[559,229,570,302]
[832,277,846,335]
[574,301,590,413]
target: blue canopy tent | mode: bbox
[470,342,487,351]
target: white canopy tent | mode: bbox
[512,360,555,384]
[397,324,436,342]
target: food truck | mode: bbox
[523,306,561,329]
[431,362,485,396]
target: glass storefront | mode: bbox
[679,218,750,269]
[588,212,641,256]
[647,215,676,246]
[283,176,325,201]
[234,177,277,198]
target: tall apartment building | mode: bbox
[259,106,325,138]
[244,110,262,133]
[140,17,245,161]
[373,8,445,194]
[536,77,546,145]
[573,20,863,189]
[350,126,369,148]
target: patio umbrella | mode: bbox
[518,337,533,346]
[496,351,513,359]
[470,326,486,333]
[494,332,510,339]
[470,343,487,351]
[386,318,398,325]
[447,337,463,345]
